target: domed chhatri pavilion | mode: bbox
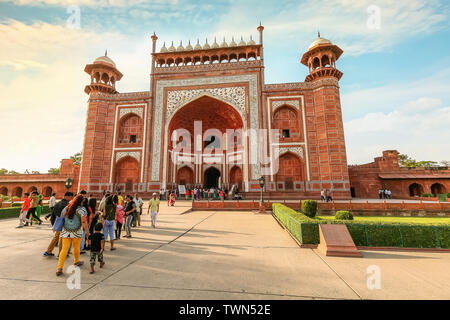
[78,26,351,199]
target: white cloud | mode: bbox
[0,59,47,70]
[341,67,450,119]
[0,20,151,172]
[344,97,450,164]
[211,0,448,55]
[1,0,178,6]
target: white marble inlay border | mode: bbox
[152,74,260,185]
[166,87,246,123]
[271,100,300,112]
[119,107,144,119]
[116,151,141,163]
[275,146,304,159]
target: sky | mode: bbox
[0,0,449,173]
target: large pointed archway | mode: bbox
[115,156,140,193]
[204,167,221,189]
[166,95,244,188]
[275,152,305,191]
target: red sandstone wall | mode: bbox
[0,159,80,198]
[349,151,450,198]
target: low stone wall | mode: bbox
[192,200,450,216]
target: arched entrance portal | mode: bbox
[43,186,53,197]
[276,152,304,190]
[12,187,23,198]
[177,166,194,187]
[0,187,7,196]
[28,186,38,193]
[431,183,446,196]
[167,95,244,188]
[409,183,423,197]
[229,166,243,191]
[204,167,221,189]
[115,156,140,192]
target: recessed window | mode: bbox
[282,130,290,138]
[130,135,137,143]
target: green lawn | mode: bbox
[316,215,450,225]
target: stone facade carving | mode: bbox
[275,147,304,159]
[166,86,246,123]
[119,107,144,119]
[89,91,151,101]
[264,78,339,91]
[155,60,261,74]
[177,164,194,170]
[116,151,141,163]
[203,164,221,172]
[272,100,300,112]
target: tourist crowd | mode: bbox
[161,187,235,202]
[16,190,161,276]
[378,188,392,199]
[320,189,333,202]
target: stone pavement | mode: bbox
[0,201,449,300]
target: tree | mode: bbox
[31,170,40,174]
[8,170,20,175]
[398,154,438,168]
[70,152,82,166]
[48,167,60,174]
[0,168,8,175]
[24,169,30,174]
[441,160,450,167]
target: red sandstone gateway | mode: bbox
[1,27,448,200]
[76,26,351,200]
[0,27,353,200]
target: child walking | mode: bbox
[88,223,105,274]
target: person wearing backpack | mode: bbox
[102,195,117,251]
[43,192,74,257]
[56,195,90,276]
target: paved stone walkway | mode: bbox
[0,201,449,300]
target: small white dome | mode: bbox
[177,41,185,51]
[247,35,256,45]
[94,55,116,68]
[168,41,176,52]
[160,42,168,53]
[220,37,228,47]
[211,37,219,48]
[203,39,210,49]
[194,39,202,50]
[308,36,332,50]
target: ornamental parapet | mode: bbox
[89,91,151,101]
[154,60,262,74]
[264,78,339,92]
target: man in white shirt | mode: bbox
[49,193,57,209]
[133,194,144,227]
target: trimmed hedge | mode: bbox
[335,210,353,220]
[421,193,434,197]
[272,203,450,249]
[301,200,318,218]
[0,206,51,220]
